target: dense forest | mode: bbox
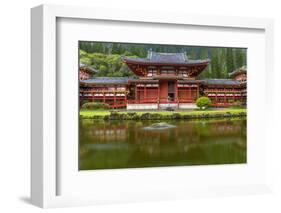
[79,41,247,79]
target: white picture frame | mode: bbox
[31,4,274,208]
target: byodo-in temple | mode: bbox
[79,51,247,110]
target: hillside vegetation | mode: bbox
[79,42,247,79]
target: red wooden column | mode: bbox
[224,88,227,106]
[103,86,105,103]
[174,80,178,102]
[113,95,116,109]
[188,86,191,102]
[197,85,199,100]
[215,90,218,107]
[174,80,179,108]
[124,87,127,106]
[91,87,95,102]
[144,84,147,103]
[157,83,160,109]
[233,87,235,102]
[113,85,116,109]
[135,84,138,104]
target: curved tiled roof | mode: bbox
[122,51,210,65]
[203,79,241,85]
[121,51,210,77]
[81,77,242,86]
[178,80,203,84]
[229,66,247,77]
[79,63,99,73]
[122,56,210,65]
[148,51,188,63]
[80,77,133,85]
[128,79,159,83]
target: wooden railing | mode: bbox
[81,91,127,94]
[108,103,127,109]
[204,89,243,93]
[80,96,126,100]
[127,98,196,104]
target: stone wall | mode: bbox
[127,103,198,110]
[127,104,158,110]
[179,103,198,109]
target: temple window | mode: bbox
[147,69,157,76]
[161,70,175,75]
[178,70,188,77]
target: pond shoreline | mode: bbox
[80,116,246,170]
[80,109,247,120]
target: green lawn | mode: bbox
[80,108,246,119]
[80,110,111,117]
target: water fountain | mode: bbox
[142,122,176,130]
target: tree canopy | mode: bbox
[79,41,247,79]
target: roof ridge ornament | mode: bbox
[182,51,188,61]
[147,48,153,60]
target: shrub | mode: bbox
[172,113,181,119]
[234,100,242,106]
[231,100,242,109]
[140,113,150,120]
[196,96,212,110]
[81,100,90,106]
[149,113,161,120]
[81,102,109,110]
[109,111,120,120]
[127,112,137,117]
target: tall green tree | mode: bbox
[226,48,235,74]
[210,48,221,78]
[199,48,211,78]
[189,48,197,59]
[235,49,246,69]
[79,42,247,79]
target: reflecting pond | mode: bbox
[79,118,246,170]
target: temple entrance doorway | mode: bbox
[168,81,175,102]
[159,80,176,102]
[159,81,167,103]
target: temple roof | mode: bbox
[80,77,133,85]
[79,63,98,73]
[122,51,210,77]
[148,51,188,63]
[178,80,203,84]
[202,79,242,86]
[128,79,159,84]
[229,66,247,78]
[122,50,210,66]
[152,76,186,80]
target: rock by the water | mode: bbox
[142,122,176,130]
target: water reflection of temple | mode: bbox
[81,119,246,153]
[80,119,246,169]
[81,121,127,143]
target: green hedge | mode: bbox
[81,102,109,110]
[103,111,246,120]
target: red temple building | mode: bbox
[79,51,247,109]
[229,66,247,82]
[79,63,97,80]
